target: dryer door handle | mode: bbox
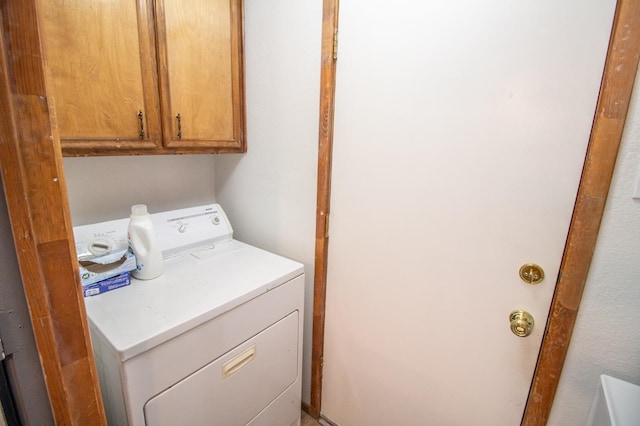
[222,345,256,379]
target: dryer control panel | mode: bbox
[152,204,233,258]
[74,204,234,262]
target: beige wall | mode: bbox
[63,155,215,225]
[213,0,321,403]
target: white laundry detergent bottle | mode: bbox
[128,204,163,280]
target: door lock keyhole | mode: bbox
[519,263,544,285]
[510,310,534,337]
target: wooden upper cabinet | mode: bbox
[156,0,245,151]
[36,0,162,154]
[36,0,245,156]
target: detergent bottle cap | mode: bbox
[131,204,148,217]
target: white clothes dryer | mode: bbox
[75,204,304,426]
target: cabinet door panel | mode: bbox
[157,0,245,151]
[37,0,161,153]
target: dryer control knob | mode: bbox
[212,216,220,225]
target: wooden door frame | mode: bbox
[308,0,640,424]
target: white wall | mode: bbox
[548,69,640,425]
[213,0,321,404]
[63,155,215,224]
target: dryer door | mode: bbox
[143,311,299,426]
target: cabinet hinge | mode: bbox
[324,212,330,238]
[333,28,338,60]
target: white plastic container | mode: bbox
[127,204,163,280]
[586,375,640,426]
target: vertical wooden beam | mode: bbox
[522,0,640,424]
[309,0,339,418]
[0,1,106,424]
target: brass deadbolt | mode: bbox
[519,263,544,284]
[510,310,534,337]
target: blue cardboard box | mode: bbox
[82,272,131,297]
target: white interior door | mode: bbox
[322,1,616,425]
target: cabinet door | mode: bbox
[156,0,246,152]
[37,0,161,155]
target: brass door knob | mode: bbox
[510,310,534,337]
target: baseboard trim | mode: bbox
[318,414,339,426]
[301,401,339,426]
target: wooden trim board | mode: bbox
[522,0,640,423]
[0,1,106,424]
[309,0,340,418]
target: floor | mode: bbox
[301,410,322,426]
